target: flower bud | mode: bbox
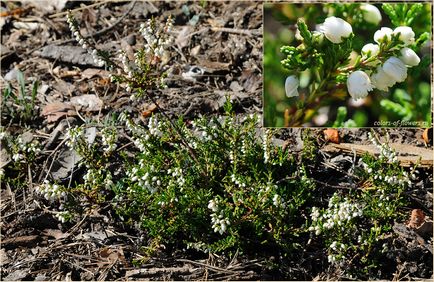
[393,26,415,46]
[361,4,382,25]
[320,16,353,44]
[399,47,420,66]
[285,75,299,98]
[346,70,373,100]
[383,57,407,82]
[370,66,396,91]
[374,27,393,43]
[361,43,380,57]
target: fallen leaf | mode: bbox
[422,128,432,145]
[323,128,340,144]
[141,103,158,118]
[407,209,425,229]
[41,102,76,123]
[70,94,103,112]
[81,68,110,80]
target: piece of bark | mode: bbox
[322,143,433,167]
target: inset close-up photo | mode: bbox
[264,3,432,127]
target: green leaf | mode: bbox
[380,99,412,121]
[415,32,430,47]
[333,106,347,127]
[297,18,312,44]
[17,70,25,99]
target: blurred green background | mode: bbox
[263,3,432,127]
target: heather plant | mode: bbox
[23,10,430,280]
[0,128,41,191]
[264,3,431,127]
[308,130,418,277]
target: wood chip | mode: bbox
[322,143,433,167]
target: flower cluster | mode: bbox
[309,194,363,235]
[55,211,72,223]
[127,164,161,194]
[101,128,118,153]
[368,132,398,163]
[168,167,186,190]
[208,198,230,235]
[139,17,174,58]
[328,241,347,264]
[230,173,246,188]
[35,180,65,201]
[83,168,114,190]
[348,25,420,99]
[11,135,41,163]
[263,129,271,164]
[66,12,104,67]
[65,126,84,150]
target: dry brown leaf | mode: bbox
[141,103,158,118]
[323,128,340,144]
[41,102,76,123]
[422,128,432,145]
[407,209,425,229]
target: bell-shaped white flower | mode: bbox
[346,71,373,100]
[361,43,380,57]
[370,66,396,91]
[320,16,353,44]
[399,47,420,66]
[383,57,407,82]
[393,26,415,46]
[361,4,382,25]
[374,27,393,43]
[285,75,299,98]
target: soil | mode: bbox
[0,1,432,281]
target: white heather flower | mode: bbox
[361,4,382,25]
[399,47,420,66]
[208,199,218,212]
[320,16,353,44]
[370,66,396,91]
[374,27,393,43]
[361,43,380,57]
[383,57,407,82]
[285,75,299,98]
[393,26,415,46]
[346,71,373,99]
